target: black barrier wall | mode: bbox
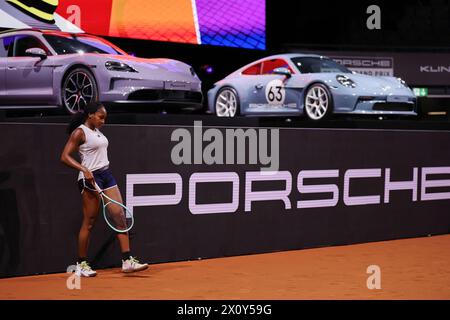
[1,123,450,277]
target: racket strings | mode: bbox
[98,190,134,233]
[105,202,129,231]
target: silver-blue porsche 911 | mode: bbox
[207,53,417,120]
[0,29,203,114]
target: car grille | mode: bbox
[128,90,202,103]
[373,103,414,112]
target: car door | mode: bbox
[6,34,54,105]
[0,36,13,105]
[246,59,299,114]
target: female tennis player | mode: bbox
[60,102,148,277]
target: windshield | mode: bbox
[43,34,126,55]
[291,57,351,74]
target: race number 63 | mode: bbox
[265,79,285,105]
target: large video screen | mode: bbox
[0,0,266,50]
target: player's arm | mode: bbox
[60,128,94,182]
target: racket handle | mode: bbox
[93,182,103,194]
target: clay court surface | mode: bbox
[1,235,449,300]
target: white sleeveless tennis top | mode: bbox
[77,124,110,180]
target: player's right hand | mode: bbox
[82,168,94,183]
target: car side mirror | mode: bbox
[273,67,292,78]
[25,48,47,60]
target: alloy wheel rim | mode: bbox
[305,86,329,120]
[64,72,94,114]
[216,89,237,117]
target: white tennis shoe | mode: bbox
[122,256,148,273]
[75,261,97,277]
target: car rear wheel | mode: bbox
[62,68,98,115]
[215,87,240,117]
[304,83,333,121]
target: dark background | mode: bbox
[269,0,450,50]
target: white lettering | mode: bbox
[384,168,418,203]
[126,173,182,214]
[297,170,339,208]
[344,169,382,206]
[245,171,292,212]
[421,167,450,201]
[189,172,239,214]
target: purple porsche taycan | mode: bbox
[0,29,203,114]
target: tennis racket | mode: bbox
[93,182,134,233]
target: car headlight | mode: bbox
[105,61,138,72]
[396,78,408,88]
[336,75,356,88]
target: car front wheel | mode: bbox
[304,83,333,120]
[62,68,98,115]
